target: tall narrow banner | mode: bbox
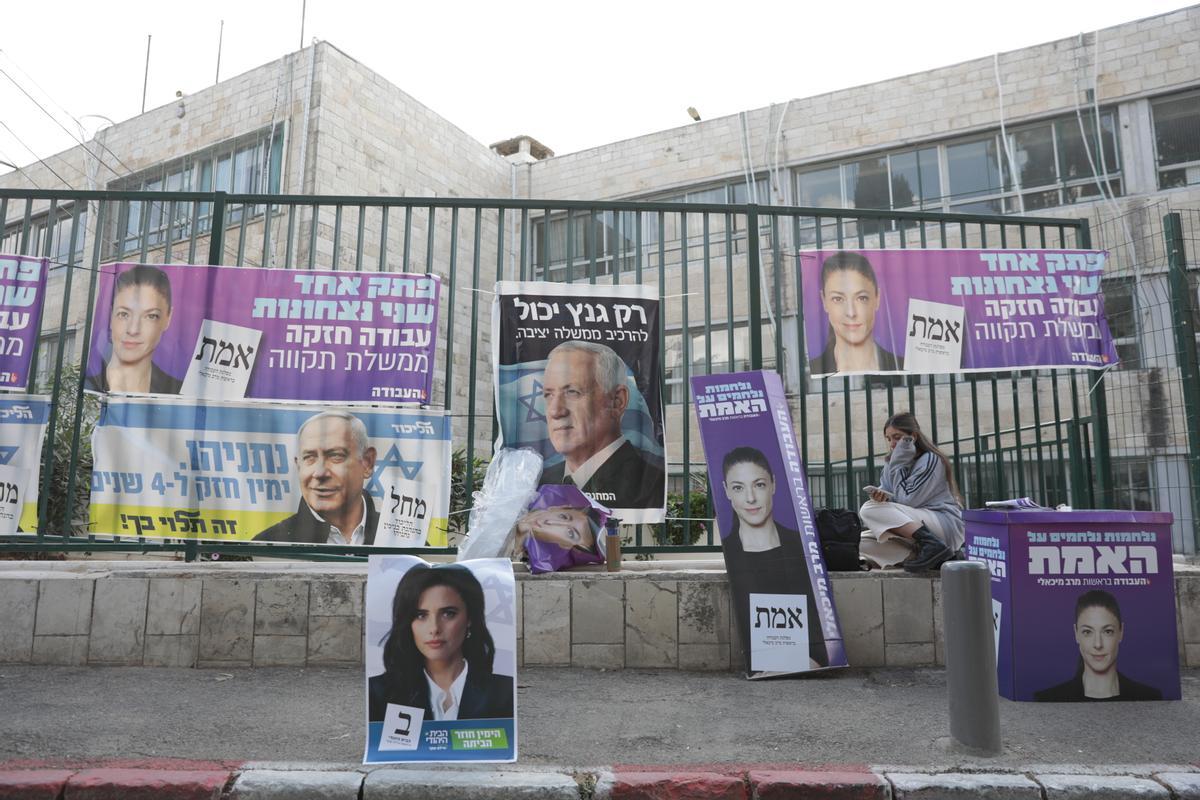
[492,281,665,524]
[692,371,847,677]
[90,398,451,546]
[364,556,516,763]
[0,395,50,533]
[85,263,440,403]
[800,249,1117,377]
[0,256,49,391]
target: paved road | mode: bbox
[3,665,1198,768]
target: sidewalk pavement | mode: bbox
[2,664,1197,798]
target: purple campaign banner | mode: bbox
[691,370,847,677]
[800,249,1117,376]
[0,256,49,391]
[85,263,439,403]
[967,510,1179,702]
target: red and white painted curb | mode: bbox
[1,760,1198,799]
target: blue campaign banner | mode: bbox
[90,397,451,546]
[0,394,50,533]
[364,556,517,764]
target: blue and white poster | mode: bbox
[89,397,451,546]
[0,394,50,533]
[364,556,517,763]
[492,281,665,524]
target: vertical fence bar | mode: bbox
[680,211,691,546]
[1164,212,1200,551]
[746,205,762,369]
[306,204,319,269]
[331,204,343,269]
[443,207,460,410]
[378,206,389,271]
[403,206,413,272]
[354,204,366,272]
[464,208,483,502]
[1078,220,1113,507]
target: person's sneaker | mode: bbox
[903,527,953,572]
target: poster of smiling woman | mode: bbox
[85,262,440,403]
[492,281,665,524]
[364,556,516,763]
[800,249,1118,377]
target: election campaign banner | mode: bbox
[0,256,49,391]
[364,556,517,763]
[800,249,1118,377]
[85,263,439,403]
[90,397,451,546]
[691,370,848,677]
[492,281,665,524]
[966,509,1179,702]
[0,394,50,533]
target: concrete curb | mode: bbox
[3,762,1200,799]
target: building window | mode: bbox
[1,205,88,265]
[531,177,769,279]
[1103,277,1138,368]
[793,110,1121,228]
[107,126,284,256]
[1152,90,1200,189]
[35,330,76,392]
[1112,457,1155,511]
[664,321,776,404]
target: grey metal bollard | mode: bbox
[942,560,1002,755]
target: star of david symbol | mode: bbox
[0,446,17,466]
[367,445,424,497]
[518,378,545,424]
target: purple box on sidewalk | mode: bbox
[965,509,1179,702]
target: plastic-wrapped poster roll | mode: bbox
[692,370,848,678]
[364,556,517,763]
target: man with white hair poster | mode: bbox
[493,282,665,525]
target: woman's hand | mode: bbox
[870,488,889,503]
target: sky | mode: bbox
[0,0,1191,176]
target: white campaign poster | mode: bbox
[904,298,965,373]
[0,463,25,534]
[748,591,811,673]
[181,320,262,399]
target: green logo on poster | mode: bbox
[450,728,508,750]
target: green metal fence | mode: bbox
[0,188,1122,559]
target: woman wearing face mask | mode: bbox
[1034,590,1162,701]
[720,446,827,671]
[858,411,963,572]
[85,265,182,394]
[368,564,514,722]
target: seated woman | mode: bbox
[858,411,963,572]
[1034,590,1163,702]
[368,563,513,722]
[721,446,828,671]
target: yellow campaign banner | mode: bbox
[90,397,451,546]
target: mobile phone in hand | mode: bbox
[863,485,894,499]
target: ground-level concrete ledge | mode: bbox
[0,560,1197,671]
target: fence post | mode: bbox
[185,191,228,563]
[1165,213,1200,553]
[1079,220,1114,507]
[746,204,763,370]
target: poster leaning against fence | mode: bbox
[800,249,1118,377]
[364,556,517,763]
[492,281,666,524]
[692,370,848,678]
[85,263,440,403]
[89,397,451,546]
[0,394,50,534]
[0,255,49,391]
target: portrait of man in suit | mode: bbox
[538,341,664,512]
[254,410,379,545]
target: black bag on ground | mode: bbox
[815,508,863,571]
